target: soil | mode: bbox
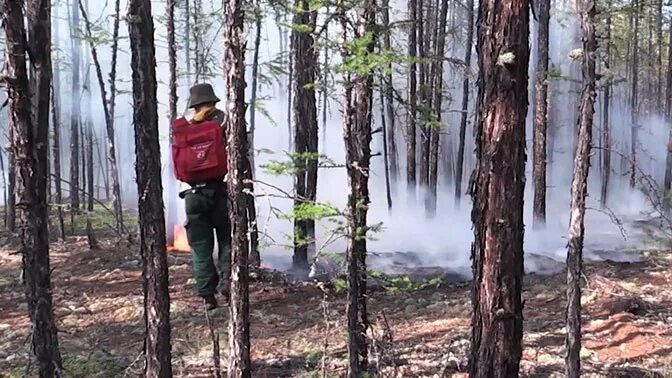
[0,236,671,377]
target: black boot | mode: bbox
[203,295,217,311]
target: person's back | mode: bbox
[174,83,231,310]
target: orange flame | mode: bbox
[168,224,191,252]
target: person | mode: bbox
[180,83,231,310]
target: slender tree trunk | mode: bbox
[166,0,178,243]
[663,20,672,211]
[223,0,252,373]
[407,0,418,200]
[127,1,173,376]
[0,147,7,228]
[249,0,262,179]
[566,0,596,374]
[185,0,191,84]
[3,0,64,375]
[656,0,663,112]
[51,5,65,240]
[69,0,81,211]
[291,0,318,272]
[418,0,430,191]
[79,0,124,231]
[469,0,528,373]
[379,84,393,210]
[601,11,611,209]
[380,0,398,184]
[532,0,550,228]
[425,0,449,216]
[341,2,375,374]
[287,46,294,151]
[454,0,474,206]
[629,0,639,188]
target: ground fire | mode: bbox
[168,224,191,252]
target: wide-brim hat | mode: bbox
[188,83,220,108]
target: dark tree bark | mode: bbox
[601,10,611,209]
[406,0,417,199]
[663,19,672,211]
[341,2,375,374]
[69,0,81,211]
[380,85,393,210]
[291,0,318,272]
[418,0,430,191]
[2,0,64,375]
[127,1,173,376]
[425,0,449,216]
[468,0,528,373]
[249,0,262,179]
[380,0,398,185]
[223,0,252,373]
[566,0,597,374]
[454,0,474,206]
[165,0,178,243]
[629,0,639,188]
[532,0,550,228]
[51,4,65,240]
[656,0,663,112]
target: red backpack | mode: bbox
[171,117,228,183]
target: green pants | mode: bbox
[184,185,231,297]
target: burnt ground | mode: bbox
[0,236,671,377]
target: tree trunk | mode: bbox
[127,1,173,376]
[425,0,449,216]
[69,0,81,211]
[51,4,65,240]
[185,0,191,84]
[3,0,64,375]
[532,0,550,228]
[600,10,611,209]
[663,19,672,211]
[469,0,528,373]
[407,0,418,200]
[288,44,294,151]
[7,126,16,231]
[223,0,252,373]
[454,0,474,206]
[379,83,393,210]
[79,0,124,231]
[341,3,375,374]
[165,0,178,243]
[656,0,663,112]
[380,0,398,184]
[249,0,262,179]
[291,0,318,272]
[566,0,596,374]
[418,0,430,191]
[629,0,639,188]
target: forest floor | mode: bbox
[1,229,672,377]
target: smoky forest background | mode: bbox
[1,0,672,376]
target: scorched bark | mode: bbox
[468,0,529,373]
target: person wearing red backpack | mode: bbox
[173,83,230,310]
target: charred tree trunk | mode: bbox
[454,0,474,206]
[566,0,596,374]
[380,85,393,210]
[418,0,430,191]
[7,128,16,231]
[165,0,178,243]
[51,5,65,240]
[223,0,252,373]
[425,0,449,216]
[341,3,375,375]
[407,0,418,200]
[291,0,318,272]
[601,10,611,209]
[3,0,64,374]
[381,0,398,185]
[69,0,81,211]
[127,1,173,376]
[532,0,550,228]
[629,0,639,188]
[469,0,528,373]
